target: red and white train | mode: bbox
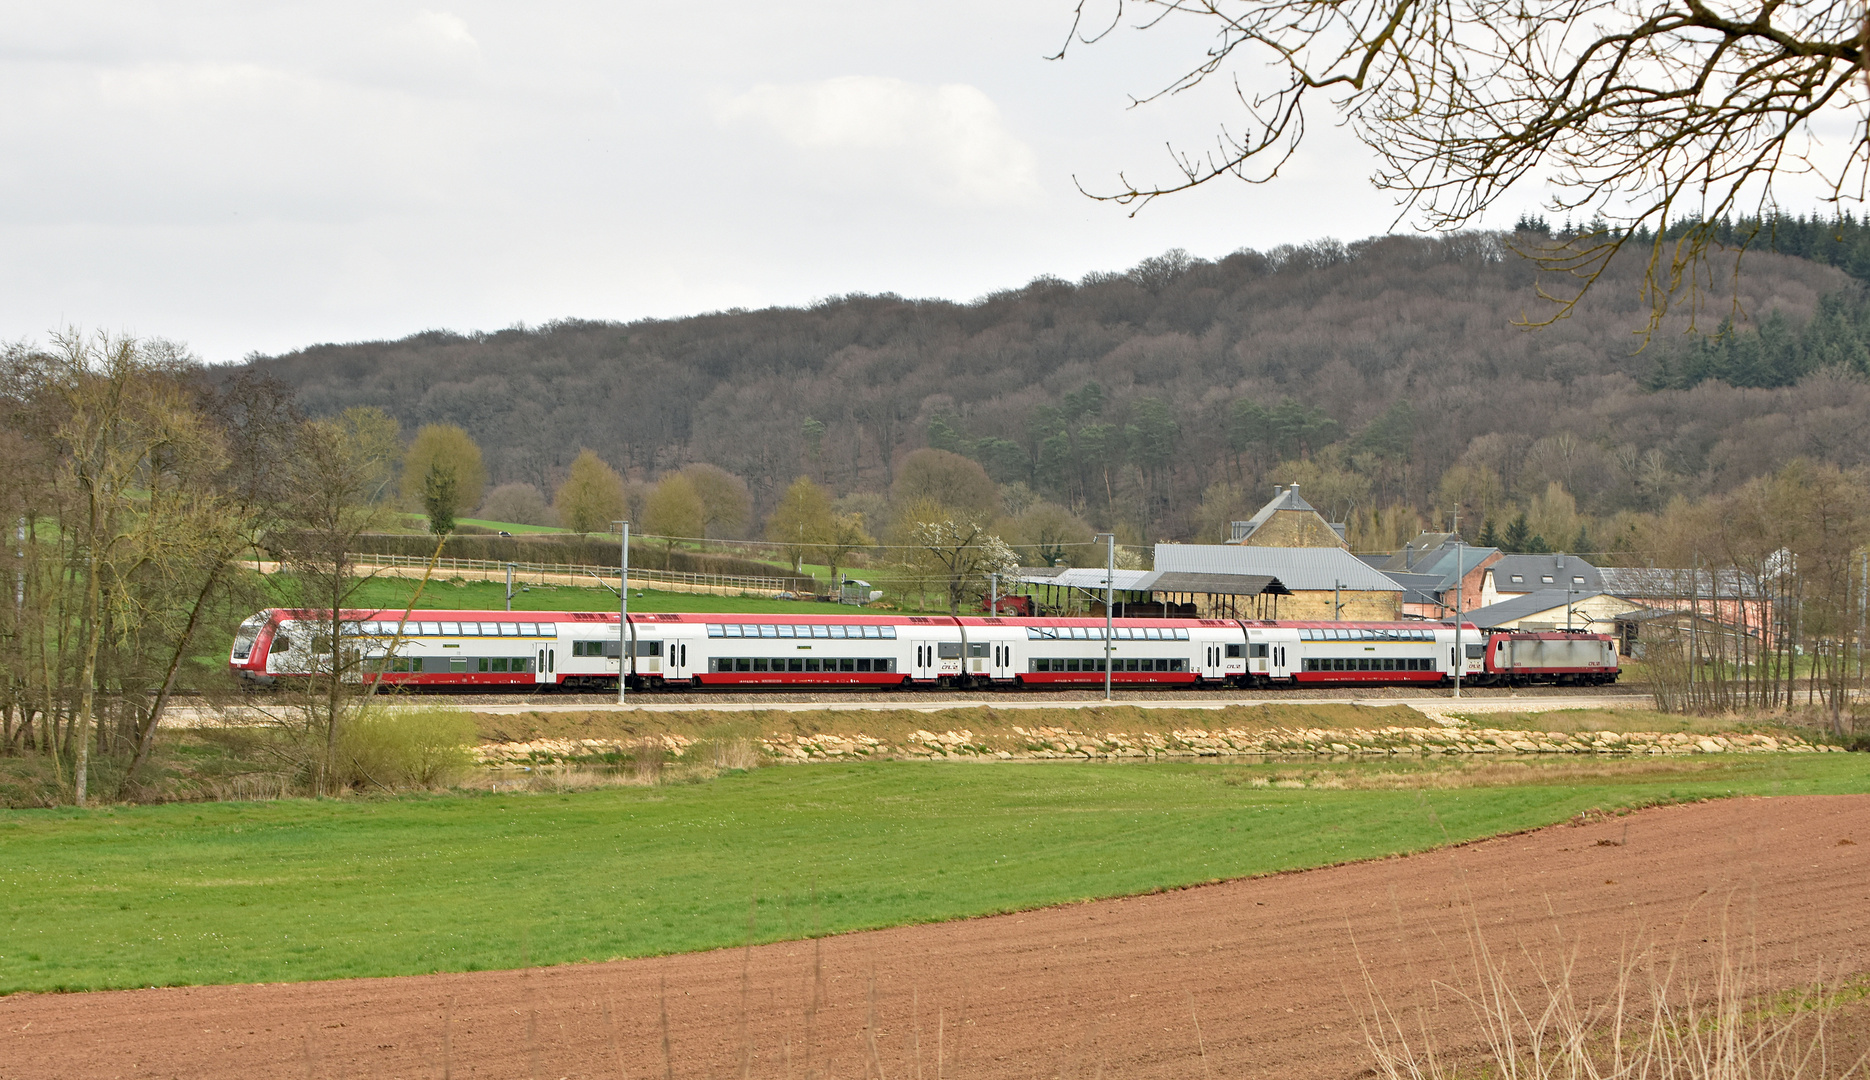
[229,609,1619,691]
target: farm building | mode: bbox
[1478,554,1604,606]
[1367,532,1501,619]
[1462,589,1632,635]
[1227,484,1348,548]
[1152,544,1403,619]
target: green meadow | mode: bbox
[263,574,836,615]
[3,754,1866,993]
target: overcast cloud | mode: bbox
[4,2,1434,361]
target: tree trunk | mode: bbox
[72,506,108,807]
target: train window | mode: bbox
[1251,643,1269,658]
[312,634,332,654]
[440,622,460,636]
[448,659,468,672]
[273,634,293,653]
[1466,644,1486,659]
[805,658,822,671]
[1225,644,1242,658]
[733,658,751,672]
[787,658,803,672]
[751,658,769,671]
[966,643,989,658]
[390,657,412,673]
[937,642,963,659]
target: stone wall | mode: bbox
[1241,511,1347,549]
[1223,590,1399,621]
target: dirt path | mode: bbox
[5,795,1866,1079]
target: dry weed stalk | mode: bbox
[1358,906,1868,1080]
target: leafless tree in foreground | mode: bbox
[1057,0,1870,328]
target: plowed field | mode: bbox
[4,795,1866,1079]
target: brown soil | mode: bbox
[5,795,1867,1079]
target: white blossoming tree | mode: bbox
[907,516,1021,615]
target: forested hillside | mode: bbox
[244,219,1870,549]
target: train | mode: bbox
[229,609,1619,691]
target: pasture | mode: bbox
[3,754,1867,994]
[260,573,836,615]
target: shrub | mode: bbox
[339,707,478,791]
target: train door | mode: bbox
[912,640,940,681]
[668,638,689,680]
[990,639,1015,681]
[536,644,554,684]
[1199,641,1222,681]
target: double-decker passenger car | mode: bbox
[230,609,1613,690]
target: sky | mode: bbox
[6,3,1502,362]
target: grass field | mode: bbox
[262,574,837,615]
[3,754,1866,994]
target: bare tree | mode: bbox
[276,412,399,794]
[1057,0,1870,326]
